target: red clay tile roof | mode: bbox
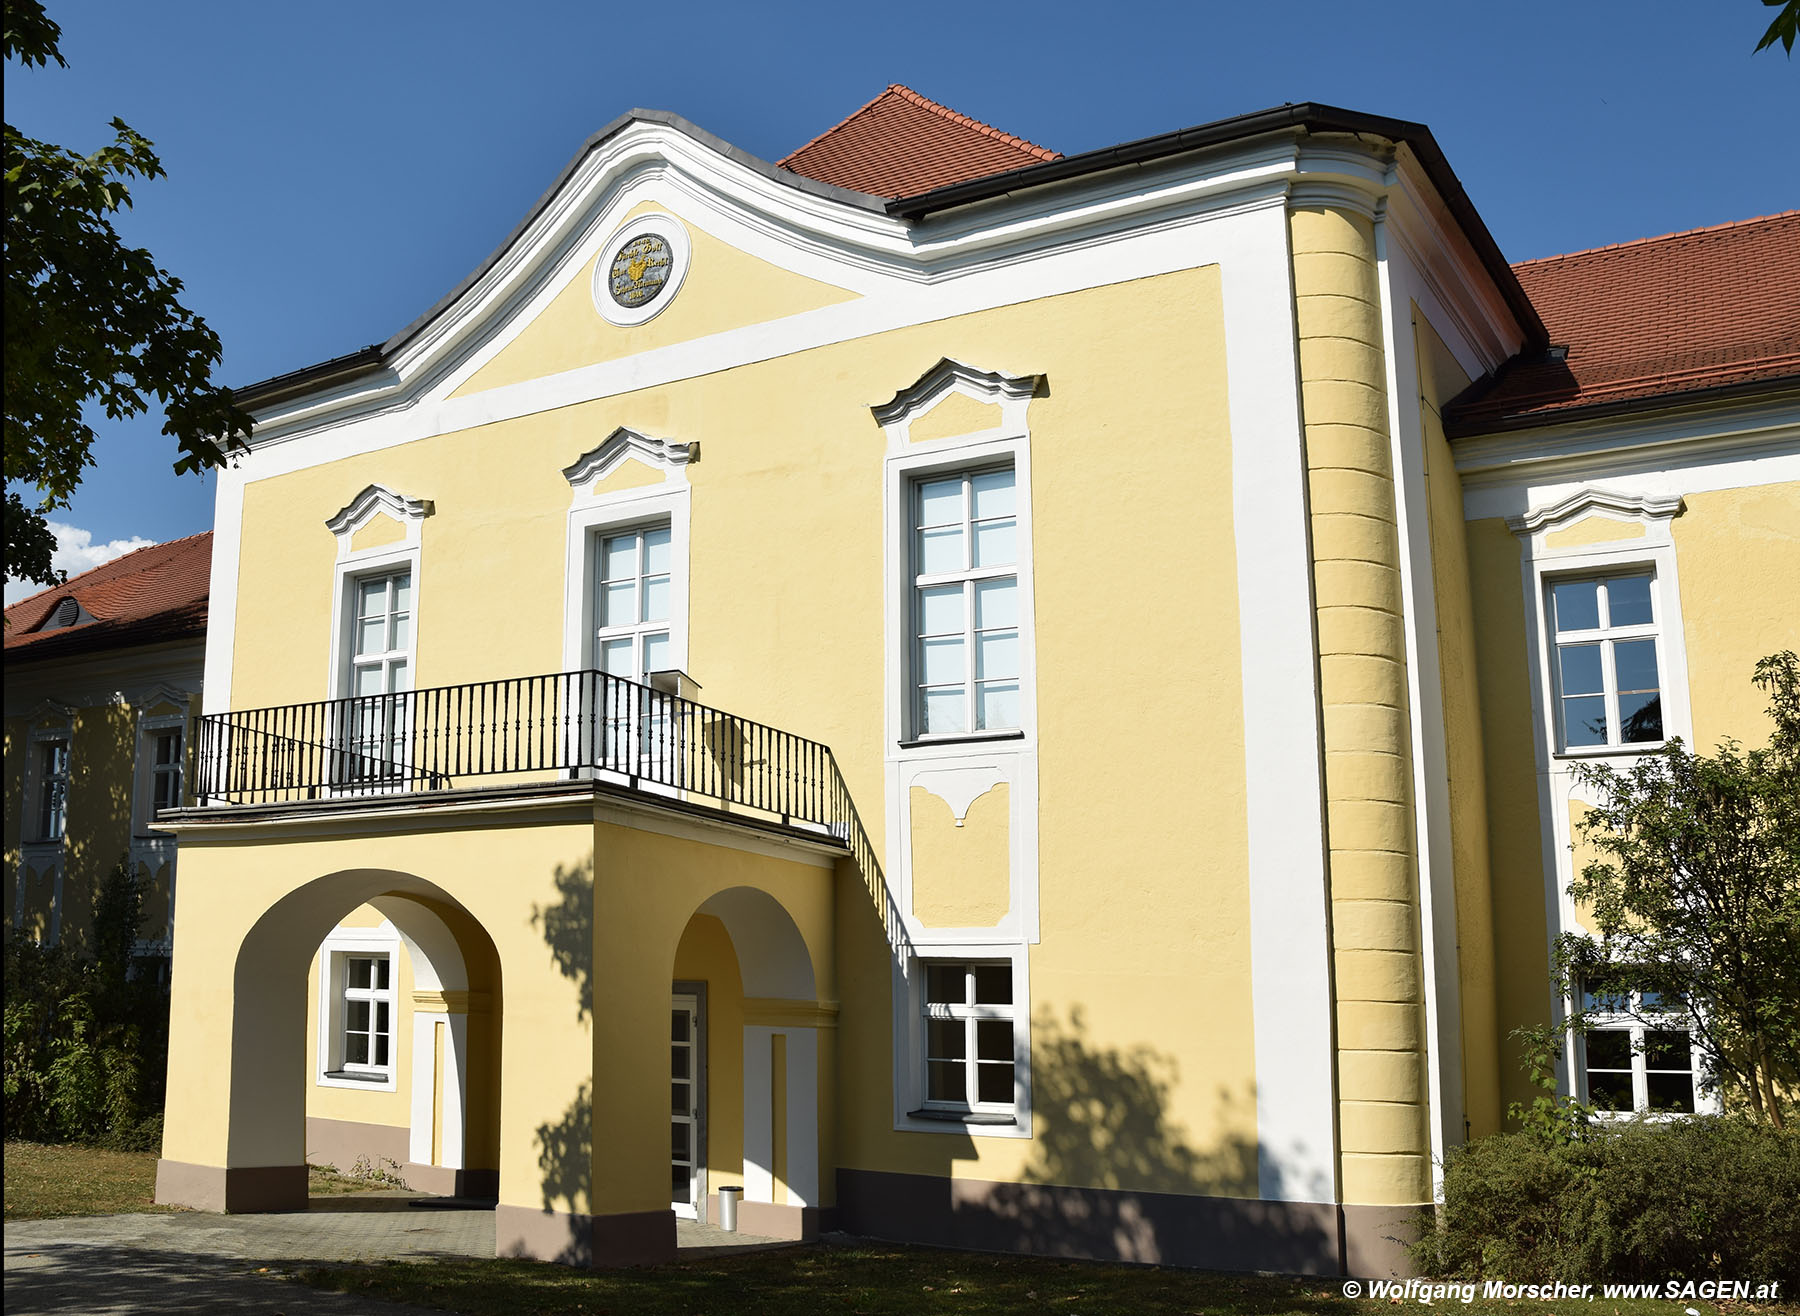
[779,84,1060,199]
[5,531,211,661]
[1447,211,1800,433]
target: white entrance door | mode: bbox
[671,992,703,1218]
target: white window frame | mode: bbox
[316,925,401,1091]
[29,730,72,843]
[1544,571,1668,754]
[1576,987,1717,1119]
[134,708,189,835]
[893,943,1031,1137]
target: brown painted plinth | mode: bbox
[733,1198,830,1240]
[403,1162,499,1200]
[154,1160,308,1213]
[496,1204,677,1266]
[1341,1202,1423,1279]
[838,1168,1352,1275]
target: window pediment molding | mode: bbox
[1507,486,1685,538]
[872,359,1044,448]
[326,484,435,540]
[563,427,698,497]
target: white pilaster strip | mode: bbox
[741,1025,774,1204]
[783,1029,818,1208]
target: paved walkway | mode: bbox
[4,1194,790,1315]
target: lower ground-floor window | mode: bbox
[318,934,399,1087]
[1578,985,1700,1114]
[341,954,393,1073]
[921,960,1016,1115]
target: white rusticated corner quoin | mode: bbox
[912,765,1008,828]
[562,426,699,490]
[870,358,1044,447]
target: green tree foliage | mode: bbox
[1758,0,1800,54]
[3,855,169,1146]
[3,0,249,586]
[1561,652,1800,1127]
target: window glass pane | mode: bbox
[977,631,1019,680]
[977,682,1020,731]
[920,636,965,684]
[1619,692,1663,744]
[671,1047,690,1080]
[389,660,410,693]
[348,959,372,989]
[600,638,635,677]
[917,479,962,527]
[672,1169,690,1202]
[671,1010,689,1042]
[1558,644,1604,695]
[1614,639,1659,692]
[671,1122,688,1157]
[391,610,411,651]
[1553,580,1600,632]
[1563,696,1608,746]
[1584,1030,1631,1069]
[374,1031,389,1067]
[642,527,671,575]
[922,687,967,734]
[973,965,1012,1005]
[975,578,1017,630]
[374,958,390,990]
[928,1060,965,1103]
[602,534,637,580]
[977,1019,1013,1063]
[357,577,387,619]
[344,1035,369,1066]
[918,525,963,574]
[1607,575,1653,627]
[357,616,386,657]
[972,519,1015,568]
[976,1062,1015,1105]
[391,574,411,613]
[1581,984,1629,1013]
[1646,1072,1695,1113]
[1587,1068,1633,1111]
[927,964,966,1005]
[642,574,671,623]
[156,733,179,766]
[671,1082,686,1114]
[643,631,671,675]
[600,581,636,627]
[1644,1031,1691,1070]
[971,469,1014,517]
[346,999,370,1030]
[918,585,964,635]
[927,1018,967,1061]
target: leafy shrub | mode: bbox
[1419,1116,1800,1283]
[2,856,170,1145]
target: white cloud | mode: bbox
[4,522,157,606]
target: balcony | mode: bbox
[191,669,856,839]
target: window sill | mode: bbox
[898,731,1025,750]
[907,1107,1017,1126]
[1553,741,1670,761]
[320,1069,393,1087]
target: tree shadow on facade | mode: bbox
[531,859,594,1024]
[974,1006,1340,1276]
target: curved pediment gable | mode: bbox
[871,358,1045,447]
[563,428,697,499]
[1507,487,1684,539]
[326,485,435,557]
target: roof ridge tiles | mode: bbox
[1513,210,1800,270]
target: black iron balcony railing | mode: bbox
[193,669,846,833]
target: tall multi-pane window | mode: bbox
[595,525,672,682]
[37,739,70,841]
[1579,984,1699,1114]
[340,953,393,1075]
[1549,573,1662,749]
[922,961,1016,1113]
[150,728,183,816]
[913,468,1018,737]
[345,570,412,781]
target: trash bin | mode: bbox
[716,1184,744,1232]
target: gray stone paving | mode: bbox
[3,1194,791,1314]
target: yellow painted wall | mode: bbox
[909,391,1002,444]
[909,784,1009,929]
[227,255,1259,1202]
[1291,206,1430,1207]
[452,203,858,398]
[1542,517,1645,551]
[1414,310,1502,1139]
[1674,483,1800,749]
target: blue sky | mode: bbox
[5,0,1795,594]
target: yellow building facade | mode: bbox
[148,97,1800,1273]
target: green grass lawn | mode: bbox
[3,1141,408,1219]
[291,1242,1791,1316]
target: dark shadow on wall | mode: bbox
[978,1006,1339,1275]
[533,1079,593,1216]
[531,859,594,1024]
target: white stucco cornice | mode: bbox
[562,427,697,491]
[871,358,1044,436]
[1506,486,1686,536]
[325,483,435,537]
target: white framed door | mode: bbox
[670,989,705,1218]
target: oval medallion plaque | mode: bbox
[593,215,690,327]
[608,232,673,309]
